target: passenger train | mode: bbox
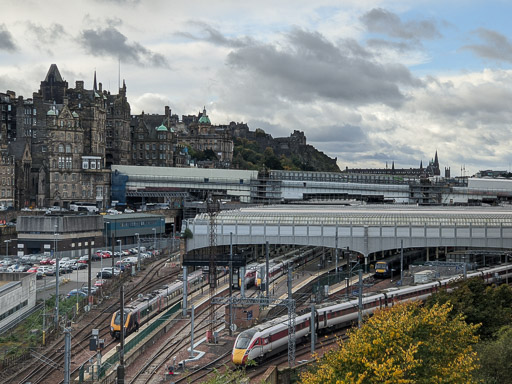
[237,247,318,290]
[110,270,203,339]
[255,247,318,289]
[232,264,512,365]
[374,249,426,278]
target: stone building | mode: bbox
[0,90,16,142]
[11,64,111,209]
[130,106,189,167]
[0,122,15,207]
[179,107,233,166]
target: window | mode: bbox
[58,144,64,153]
[82,161,89,169]
[66,144,71,153]
[91,161,96,169]
[145,144,150,150]
[63,174,67,182]
[54,174,59,182]
[66,157,72,169]
[152,144,156,150]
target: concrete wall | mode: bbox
[0,272,36,329]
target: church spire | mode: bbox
[434,150,439,166]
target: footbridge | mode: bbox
[184,205,512,267]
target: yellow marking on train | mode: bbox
[232,349,246,365]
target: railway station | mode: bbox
[6,204,512,383]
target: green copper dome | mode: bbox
[198,106,211,124]
[156,123,168,131]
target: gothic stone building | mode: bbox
[12,64,115,209]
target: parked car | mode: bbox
[94,279,106,287]
[100,251,112,259]
[78,256,89,264]
[40,258,52,265]
[80,286,98,295]
[67,289,87,298]
[96,270,113,279]
[27,266,39,273]
[100,267,121,276]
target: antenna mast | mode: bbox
[207,194,219,342]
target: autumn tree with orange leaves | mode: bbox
[300,301,480,384]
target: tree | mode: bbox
[476,325,512,384]
[426,278,512,340]
[300,302,480,384]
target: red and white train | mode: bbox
[232,264,512,365]
[238,247,318,290]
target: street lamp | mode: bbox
[160,218,164,249]
[104,221,110,250]
[152,228,156,253]
[117,240,122,272]
[4,239,11,259]
[54,224,59,330]
[135,233,140,272]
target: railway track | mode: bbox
[9,254,178,384]
[127,289,259,384]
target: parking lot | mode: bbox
[0,248,158,301]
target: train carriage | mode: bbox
[233,263,512,365]
[110,269,203,339]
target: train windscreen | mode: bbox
[235,330,257,349]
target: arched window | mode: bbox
[58,144,64,153]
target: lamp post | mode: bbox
[4,239,11,259]
[117,240,122,272]
[160,218,164,249]
[104,221,110,250]
[152,228,156,253]
[135,233,140,272]
[54,224,59,330]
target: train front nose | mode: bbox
[232,349,247,365]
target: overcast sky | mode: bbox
[1,0,512,176]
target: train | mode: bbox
[255,247,318,289]
[110,270,203,339]
[374,249,426,278]
[232,264,512,365]
[237,247,318,290]
[238,263,259,289]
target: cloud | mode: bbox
[224,27,421,108]
[309,124,367,143]
[366,38,415,53]
[176,22,254,48]
[360,8,441,40]
[79,26,168,67]
[462,28,512,63]
[0,24,17,52]
[92,0,140,4]
[26,22,65,53]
